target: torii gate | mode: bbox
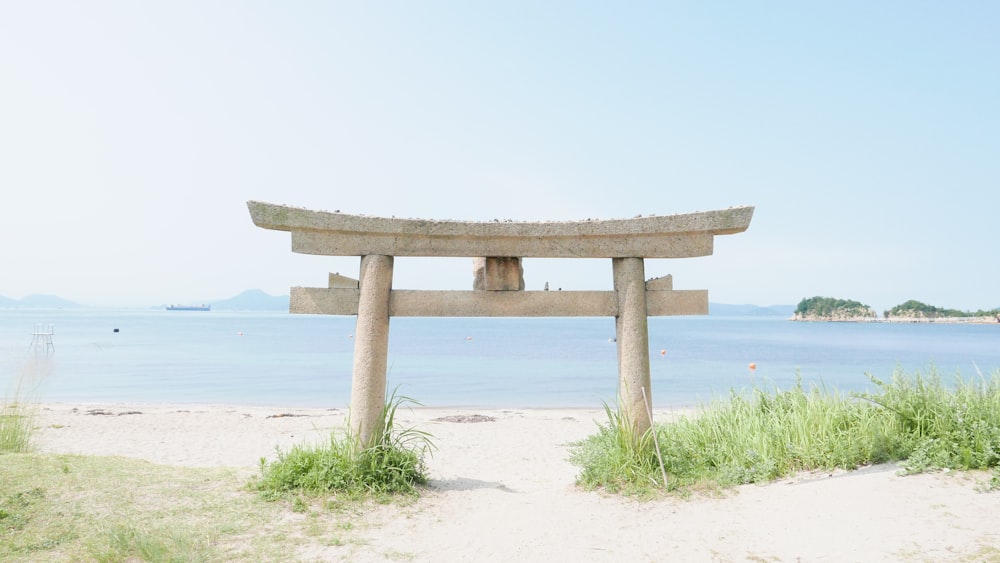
[248,201,753,446]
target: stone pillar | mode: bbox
[350,254,394,447]
[473,257,525,290]
[613,257,652,439]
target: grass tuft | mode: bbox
[0,403,35,454]
[572,368,1000,496]
[254,387,435,500]
[859,368,1000,473]
[570,401,662,497]
[89,523,213,563]
[1,360,45,454]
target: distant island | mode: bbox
[883,300,1000,323]
[793,296,1000,324]
[208,289,289,311]
[792,297,877,321]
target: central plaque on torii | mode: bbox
[249,201,754,446]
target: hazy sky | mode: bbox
[1,2,997,312]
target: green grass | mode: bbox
[571,368,1000,496]
[0,452,410,562]
[1,360,44,454]
[254,388,435,501]
[859,368,1000,473]
[0,454,278,562]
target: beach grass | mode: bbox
[253,388,435,501]
[572,368,1000,496]
[860,368,1000,473]
[1,361,44,454]
[0,401,34,454]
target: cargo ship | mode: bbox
[166,304,211,311]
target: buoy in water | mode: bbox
[660,349,666,356]
[749,362,757,370]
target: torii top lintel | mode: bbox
[247,201,754,259]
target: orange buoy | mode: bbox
[660,349,667,356]
[748,362,757,370]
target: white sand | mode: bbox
[32,402,1000,562]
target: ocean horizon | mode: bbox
[3,309,999,409]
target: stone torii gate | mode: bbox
[248,201,753,446]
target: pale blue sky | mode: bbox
[1,2,997,312]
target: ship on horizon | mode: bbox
[166,304,211,311]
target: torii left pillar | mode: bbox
[351,254,394,447]
[613,257,652,438]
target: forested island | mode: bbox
[884,300,1000,320]
[793,296,1000,323]
[792,297,877,321]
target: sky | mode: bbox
[1,2,997,313]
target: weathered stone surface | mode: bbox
[350,255,393,447]
[248,201,754,259]
[328,273,358,289]
[645,274,673,291]
[645,289,708,316]
[289,286,707,317]
[472,257,525,291]
[613,257,652,439]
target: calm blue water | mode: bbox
[2,309,999,408]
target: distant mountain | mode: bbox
[0,294,83,309]
[211,289,289,311]
[709,303,796,317]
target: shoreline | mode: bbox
[30,402,615,470]
[19,401,1000,561]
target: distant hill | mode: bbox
[211,289,289,311]
[0,294,83,309]
[709,303,795,317]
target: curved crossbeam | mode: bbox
[248,201,754,259]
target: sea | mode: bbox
[2,309,999,409]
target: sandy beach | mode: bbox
[30,402,1000,562]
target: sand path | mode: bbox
[32,403,1000,562]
